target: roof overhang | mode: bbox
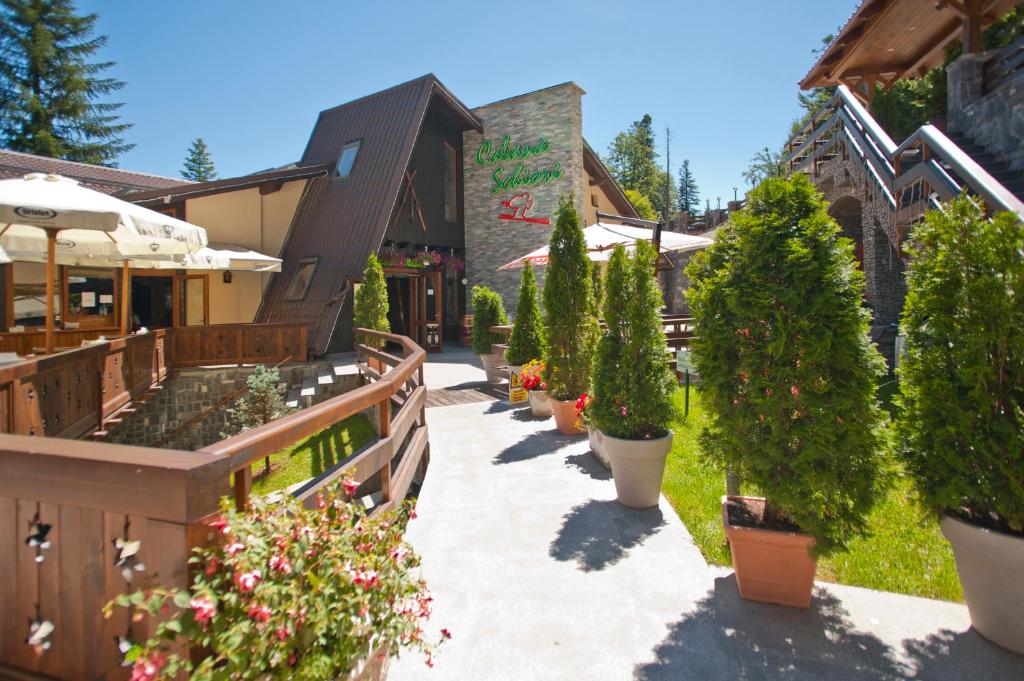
[800,0,1017,90]
[124,164,331,205]
[583,141,639,219]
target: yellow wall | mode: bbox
[583,170,624,225]
[183,179,307,324]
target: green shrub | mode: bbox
[354,253,389,348]
[543,196,599,400]
[686,174,889,555]
[591,263,604,316]
[471,285,508,356]
[896,196,1024,533]
[222,365,292,476]
[592,243,676,438]
[506,262,545,366]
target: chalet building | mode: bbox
[0,76,636,355]
[786,0,1024,366]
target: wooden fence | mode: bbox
[0,327,121,356]
[0,327,427,680]
[167,323,308,367]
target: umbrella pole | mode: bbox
[44,229,56,354]
[120,260,130,337]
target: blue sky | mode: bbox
[80,0,853,207]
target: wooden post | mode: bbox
[963,0,983,54]
[120,260,131,337]
[378,398,392,502]
[233,465,252,511]
[44,230,57,354]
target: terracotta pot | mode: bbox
[478,353,506,383]
[528,389,552,418]
[603,431,672,508]
[550,397,585,435]
[942,516,1024,654]
[722,495,817,608]
[588,427,610,469]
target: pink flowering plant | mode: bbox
[104,480,445,679]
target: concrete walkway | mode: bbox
[390,347,1021,680]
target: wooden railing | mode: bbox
[0,328,428,680]
[0,327,121,355]
[201,328,428,513]
[167,322,308,367]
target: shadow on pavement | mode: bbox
[493,429,581,465]
[635,575,1021,681]
[564,451,611,481]
[550,499,664,572]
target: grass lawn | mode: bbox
[662,387,963,602]
[249,415,377,496]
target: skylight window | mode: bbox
[335,140,361,178]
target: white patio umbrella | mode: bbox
[0,173,209,352]
[497,222,713,270]
[127,243,282,273]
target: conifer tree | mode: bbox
[606,114,659,204]
[543,195,598,400]
[0,0,133,165]
[181,137,217,182]
[354,253,389,348]
[677,159,700,215]
[222,365,290,475]
[505,262,545,366]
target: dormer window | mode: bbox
[335,140,361,178]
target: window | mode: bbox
[443,142,457,222]
[66,267,116,321]
[590,193,599,208]
[335,141,361,178]
[285,257,319,300]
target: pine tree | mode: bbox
[0,0,132,165]
[353,253,389,348]
[677,159,700,215]
[181,137,217,182]
[222,365,290,476]
[606,114,659,205]
[650,169,677,223]
[505,263,545,366]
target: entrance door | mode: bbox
[131,276,174,329]
[176,274,208,326]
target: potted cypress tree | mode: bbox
[591,243,677,507]
[543,196,599,435]
[686,175,888,608]
[896,196,1024,653]
[471,285,509,383]
[354,253,390,372]
[505,262,546,384]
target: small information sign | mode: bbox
[508,368,528,404]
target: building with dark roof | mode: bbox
[0,148,187,196]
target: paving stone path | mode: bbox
[389,346,1021,680]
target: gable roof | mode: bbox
[124,163,331,205]
[0,148,187,195]
[255,74,482,353]
[583,140,639,219]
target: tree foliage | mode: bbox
[742,146,785,188]
[0,0,132,165]
[625,188,657,221]
[677,159,700,215]
[606,114,659,205]
[651,168,677,223]
[470,285,507,356]
[543,195,598,400]
[181,137,217,182]
[686,174,889,555]
[591,243,676,439]
[222,365,291,475]
[505,263,545,366]
[896,196,1024,533]
[353,253,389,348]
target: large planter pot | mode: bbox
[478,352,506,383]
[528,389,552,418]
[551,397,585,435]
[588,427,610,469]
[941,515,1024,654]
[603,431,672,508]
[722,495,817,608]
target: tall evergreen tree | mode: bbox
[606,114,659,205]
[677,159,700,215]
[0,0,132,165]
[505,262,545,366]
[650,169,677,223]
[353,253,389,348]
[181,137,217,182]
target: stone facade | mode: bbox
[948,53,1024,173]
[105,363,359,451]
[463,83,586,315]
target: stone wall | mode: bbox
[105,363,359,451]
[948,53,1024,173]
[463,83,586,317]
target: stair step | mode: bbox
[285,388,300,409]
[317,368,334,385]
[300,378,317,398]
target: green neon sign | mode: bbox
[475,135,562,194]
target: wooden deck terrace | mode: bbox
[0,326,430,680]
